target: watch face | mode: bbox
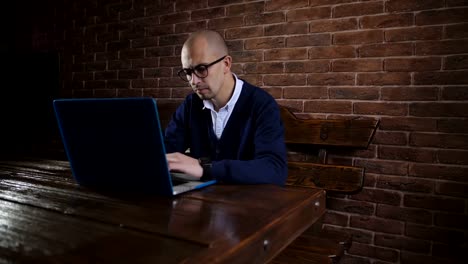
[199,157,211,164]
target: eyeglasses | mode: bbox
[177,55,227,82]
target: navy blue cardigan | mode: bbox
[164,81,288,186]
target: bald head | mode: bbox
[181,30,229,62]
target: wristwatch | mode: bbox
[198,157,212,181]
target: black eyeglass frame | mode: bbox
[177,55,227,82]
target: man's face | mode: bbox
[181,39,225,100]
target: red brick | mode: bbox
[191,7,225,21]
[409,163,468,182]
[381,87,439,101]
[438,149,468,165]
[131,79,158,88]
[401,251,455,264]
[380,116,436,132]
[238,74,262,86]
[354,102,407,116]
[159,34,188,46]
[323,211,349,226]
[131,37,158,48]
[95,52,118,61]
[385,0,443,12]
[385,26,443,42]
[262,87,283,99]
[329,87,379,100]
[410,102,468,117]
[286,6,331,22]
[332,59,381,72]
[84,80,106,90]
[118,69,142,79]
[334,2,383,18]
[264,48,308,60]
[146,47,174,58]
[208,0,243,7]
[263,74,307,86]
[265,22,308,36]
[227,2,264,16]
[351,216,403,236]
[411,132,468,149]
[161,56,183,67]
[226,26,264,39]
[376,204,432,224]
[307,73,355,85]
[207,17,243,29]
[146,25,175,37]
[85,62,106,71]
[226,40,243,51]
[175,21,207,34]
[436,181,468,198]
[73,72,93,81]
[361,13,413,29]
[285,61,330,73]
[143,86,171,98]
[245,12,285,26]
[442,86,468,100]
[107,80,130,89]
[435,213,468,229]
[334,30,383,45]
[143,68,172,78]
[375,234,431,253]
[359,43,413,57]
[107,40,130,51]
[117,88,143,97]
[94,89,116,97]
[304,100,352,113]
[379,146,436,163]
[159,77,187,87]
[437,119,468,133]
[327,198,375,215]
[109,60,131,70]
[373,131,408,145]
[385,57,441,72]
[171,87,193,98]
[350,188,401,206]
[416,39,468,55]
[160,12,190,25]
[120,49,144,59]
[445,23,468,39]
[309,18,357,33]
[358,72,411,85]
[286,33,331,47]
[309,45,356,59]
[416,8,468,26]
[265,0,308,11]
[243,62,284,74]
[283,86,328,99]
[132,59,159,69]
[406,223,465,244]
[120,8,145,21]
[404,194,465,213]
[355,159,408,176]
[445,55,468,70]
[276,99,304,111]
[95,71,117,80]
[175,0,207,12]
[245,37,285,50]
[339,255,371,264]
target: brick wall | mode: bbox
[32,0,467,263]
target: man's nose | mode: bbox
[190,73,202,85]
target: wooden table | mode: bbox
[0,159,326,264]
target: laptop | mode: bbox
[53,97,216,196]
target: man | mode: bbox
[164,30,287,185]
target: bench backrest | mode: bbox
[280,106,379,193]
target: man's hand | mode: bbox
[166,152,203,179]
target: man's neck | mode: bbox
[211,74,235,112]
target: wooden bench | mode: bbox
[271,106,379,264]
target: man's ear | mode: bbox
[223,55,232,73]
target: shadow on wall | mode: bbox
[0,52,61,158]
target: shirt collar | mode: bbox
[203,73,243,112]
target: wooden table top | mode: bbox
[0,159,325,264]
